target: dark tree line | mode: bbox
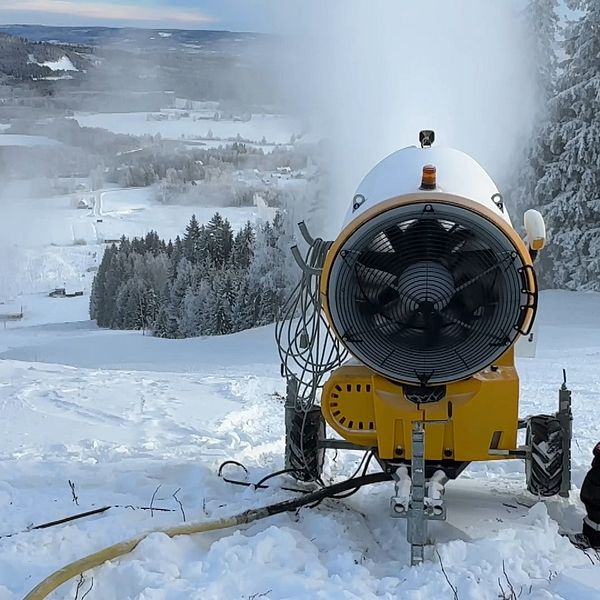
[90,212,296,337]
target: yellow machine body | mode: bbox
[321,348,519,462]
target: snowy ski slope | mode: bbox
[1,290,600,599]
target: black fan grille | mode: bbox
[327,202,532,385]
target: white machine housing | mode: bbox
[345,145,511,228]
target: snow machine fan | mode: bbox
[326,200,530,386]
[277,131,573,565]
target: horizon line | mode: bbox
[0,22,264,34]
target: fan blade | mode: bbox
[402,218,447,260]
[445,224,476,254]
[383,225,404,253]
[355,251,400,277]
[443,295,476,329]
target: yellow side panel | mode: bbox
[321,352,519,462]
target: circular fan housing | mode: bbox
[323,198,536,385]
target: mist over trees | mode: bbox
[90,212,297,337]
[510,0,600,290]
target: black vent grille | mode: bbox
[403,385,446,404]
[327,202,533,385]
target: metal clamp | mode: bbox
[390,421,448,566]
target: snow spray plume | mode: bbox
[277,0,537,237]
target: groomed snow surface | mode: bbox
[1,290,600,599]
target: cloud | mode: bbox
[0,0,214,25]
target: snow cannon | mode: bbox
[276,131,573,565]
[322,145,536,388]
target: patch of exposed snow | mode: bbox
[40,56,78,72]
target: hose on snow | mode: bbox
[23,471,391,600]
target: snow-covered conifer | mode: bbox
[508,0,560,220]
[183,214,203,263]
[206,213,233,267]
[231,221,255,269]
[534,1,600,289]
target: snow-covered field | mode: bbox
[1,290,600,599]
[0,134,62,147]
[0,186,274,302]
[74,112,300,145]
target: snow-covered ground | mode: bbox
[39,56,78,72]
[1,290,600,599]
[0,186,275,302]
[0,134,62,147]
[73,112,300,145]
[0,108,597,596]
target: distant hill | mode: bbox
[0,31,91,79]
[0,25,261,54]
[0,25,280,110]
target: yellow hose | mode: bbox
[23,472,390,600]
[23,508,267,600]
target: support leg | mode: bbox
[558,372,573,498]
[407,421,426,566]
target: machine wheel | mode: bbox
[285,406,325,482]
[526,415,564,497]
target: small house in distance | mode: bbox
[49,288,83,298]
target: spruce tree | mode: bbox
[230,273,255,332]
[535,1,600,289]
[104,248,129,327]
[249,213,296,325]
[210,272,234,335]
[508,0,559,220]
[170,257,196,336]
[527,0,560,103]
[90,243,117,325]
[153,282,179,338]
[180,279,212,337]
[170,236,184,278]
[231,221,255,269]
[183,214,202,263]
[115,277,155,330]
[206,212,234,267]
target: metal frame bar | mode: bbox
[407,421,426,566]
[318,439,371,451]
[557,370,573,498]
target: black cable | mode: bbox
[217,460,248,477]
[218,461,309,494]
[325,451,375,501]
[255,468,307,488]
[261,472,392,518]
[307,451,375,506]
[217,456,381,499]
[217,461,253,488]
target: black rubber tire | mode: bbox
[285,406,325,482]
[525,415,564,497]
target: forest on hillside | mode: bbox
[90,212,296,338]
